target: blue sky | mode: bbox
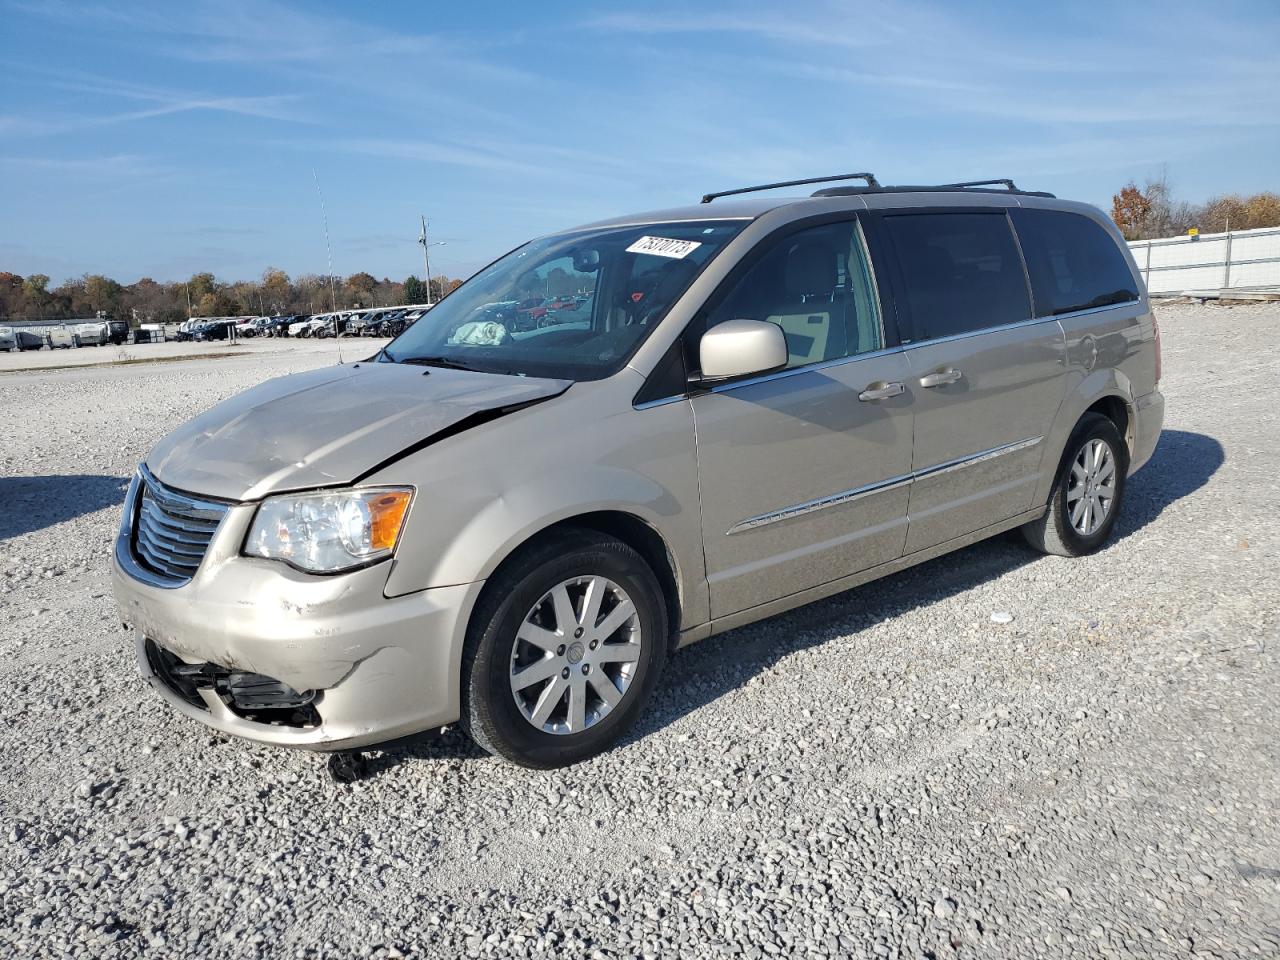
[4,0,1278,284]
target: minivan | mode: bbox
[112,174,1164,768]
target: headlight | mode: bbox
[245,487,413,573]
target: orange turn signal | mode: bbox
[366,490,412,551]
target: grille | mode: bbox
[132,470,229,585]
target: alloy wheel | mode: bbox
[1066,438,1116,536]
[508,576,643,735]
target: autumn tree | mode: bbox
[260,267,292,313]
[1111,183,1152,240]
[345,271,377,306]
[83,274,124,315]
[21,274,51,318]
[1200,192,1280,233]
[1244,192,1280,230]
[187,272,216,303]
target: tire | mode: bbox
[1023,412,1128,557]
[460,529,669,768]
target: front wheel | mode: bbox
[461,530,669,768]
[1023,413,1128,557]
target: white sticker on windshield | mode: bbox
[626,235,702,259]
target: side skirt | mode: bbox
[674,504,1047,648]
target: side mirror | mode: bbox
[698,318,788,381]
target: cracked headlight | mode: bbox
[245,487,413,573]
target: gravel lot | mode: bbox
[1,305,1277,959]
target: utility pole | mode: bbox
[418,215,433,305]
[418,215,447,306]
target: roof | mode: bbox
[558,183,1102,238]
[569,197,803,231]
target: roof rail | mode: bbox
[939,179,1019,191]
[701,172,880,204]
[811,180,1056,199]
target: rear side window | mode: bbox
[1011,209,1140,317]
[882,212,1031,341]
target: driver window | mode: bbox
[695,219,882,371]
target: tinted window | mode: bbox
[883,212,1031,341]
[1012,209,1139,317]
[692,219,883,371]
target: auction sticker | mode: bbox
[625,236,702,259]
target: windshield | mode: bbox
[381,219,747,380]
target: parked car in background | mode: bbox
[114,173,1164,769]
[263,316,297,337]
[309,314,347,338]
[2,327,54,351]
[373,310,414,338]
[514,297,549,330]
[73,321,112,346]
[287,317,313,338]
[194,320,238,341]
[340,311,375,337]
[44,325,76,349]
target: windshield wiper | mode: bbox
[396,355,485,372]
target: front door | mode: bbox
[687,217,915,619]
[873,209,1067,554]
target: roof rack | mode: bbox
[941,178,1019,191]
[701,172,881,204]
[811,177,1055,199]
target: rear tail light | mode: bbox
[1152,313,1162,385]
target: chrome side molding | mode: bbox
[727,435,1042,534]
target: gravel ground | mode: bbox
[1,305,1277,959]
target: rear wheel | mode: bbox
[461,530,668,768]
[1023,413,1128,557]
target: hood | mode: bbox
[146,362,570,501]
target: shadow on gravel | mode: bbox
[348,429,1223,777]
[625,428,1225,749]
[1112,429,1224,541]
[0,474,130,540]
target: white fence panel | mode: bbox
[1129,225,1280,294]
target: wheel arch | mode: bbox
[479,510,685,651]
[1034,369,1137,506]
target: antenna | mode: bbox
[312,169,343,363]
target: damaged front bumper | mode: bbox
[112,481,484,750]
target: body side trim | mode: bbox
[727,435,1042,534]
[678,504,1048,645]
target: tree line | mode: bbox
[1111,172,1280,241]
[0,268,464,324]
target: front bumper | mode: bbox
[112,476,484,750]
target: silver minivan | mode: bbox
[113,175,1164,768]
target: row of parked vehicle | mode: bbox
[286,306,432,339]
[0,319,131,352]
[168,306,434,344]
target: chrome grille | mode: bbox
[131,469,229,585]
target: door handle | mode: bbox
[858,381,905,402]
[919,368,962,388]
